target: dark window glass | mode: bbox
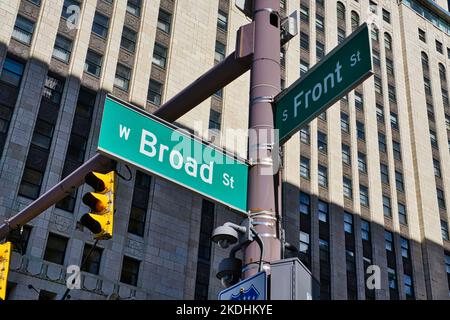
[43,233,68,265]
[120,256,140,286]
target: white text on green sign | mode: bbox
[98,97,248,213]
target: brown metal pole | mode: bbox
[244,0,281,278]
[154,51,251,122]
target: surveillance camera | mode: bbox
[211,226,239,248]
[216,257,242,288]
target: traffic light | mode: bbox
[80,171,115,240]
[0,242,12,301]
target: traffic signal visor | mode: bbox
[0,242,12,300]
[80,171,115,240]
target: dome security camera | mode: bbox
[216,257,242,288]
[211,226,239,249]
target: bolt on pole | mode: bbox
[244,0,282,279]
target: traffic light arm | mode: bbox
[0,154,113,240]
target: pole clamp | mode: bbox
[248,157,273,166]
[251,95,274,104]
[254,8,280,16]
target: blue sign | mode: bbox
[218,272,266,300]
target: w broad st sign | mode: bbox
[275,23,373,144]
[98,96,248,213]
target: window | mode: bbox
[217,10,228,31]
[385,231,394,251]
[373,49,381,67]
[114,64,131,91]
[383,196,392,217]
[300,157,310,179]
[53,35,72,63]
[157,10,172,33]
[316,41,325,60]
[84,50,103,77]
[356,121,365,140]
[360,185,369,207]
[373,76,383,95]
[341,112,350,133]
[92,12,109,38]
[390,112,399,130]
[127,0,141,16]
[0,57,25,87]
[430,130,438,148]
[434,159,442,177]
[121,27,137,52]
[152,43,168,69]
[342,144,351,165]
[398,203,407,225]
[442,220,449,241]
[382,9,391,24]
[318,111,327,121]
[120,256,140,286]
[209,109,221,131]
[300,5,309,23]
[437,188,446,209]
[338,28,346,44]
[436,40,443,54]
[316,14,325,32]
[418,28,426,42]
[388,85,397,102]
[351,11,359,31]
[371,26,379,42]
[128,171,151,236]
[19,168,43,199]
[299,231,310,255]
[337,2,346,21]
[318,165,328,188]
[379,133,387,153]
[300,192,310,215]
[393,141,402,161]
[300,59,309,76]
[195,200,215,299]
[400,237,410,259]
[12,15,35,45]
[318,201,328,223]
[376,104,384,122]
[361,220,370,241]
[369,1,377,14]
[388,267,398,289]
[215,41,226,62]
[300,125,310,144]
[358,153,367,173]
[355,92,364,111]
[395,171,404,192]
[424,77,432,96]
[386,58,394,76]
[343,177,353,199]
[404,275,414,299]
[61,0,79,19]
[318,131,327,153]
[147,79,163,105]
[43,233,68,265]
[300,32,309,50]
[81,244,103,275]
[374,76,383,95]
[344,212,353,234]
[384,33,392,51]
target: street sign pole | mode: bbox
[244,0,281,279]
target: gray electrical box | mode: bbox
[270,258,320,300]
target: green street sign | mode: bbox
[98,96,248,213]
[275,23,373,144]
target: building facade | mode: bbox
[0,0,449,300]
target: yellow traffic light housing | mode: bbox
[0,242,12,301]
[80,171,115,240]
